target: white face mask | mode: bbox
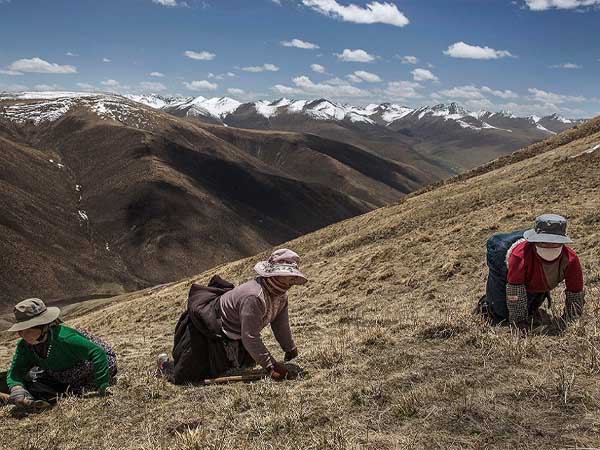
[535,245,563,261]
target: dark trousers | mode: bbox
[0,370,69,403]
[486,268,547,322]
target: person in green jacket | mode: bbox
[0,298,117,409]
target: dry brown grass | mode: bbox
[1,119,600,449]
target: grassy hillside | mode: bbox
[1,117,599,449]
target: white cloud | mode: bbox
[0,83,28,92]
[149,71,165,77]
[438,85,519,100]
[311,63,326,73]
[76,83,96,91]
[65,52,78,57]
[550,62,582,69]
[348,70,382,83]
[183,80,218,91]
[281,38,320,49]
[140,81,167,91]
[227,88,245,95]
[227,72,236,77]
[444,42,514,60]
[481,86,519,99]
[153,0,178,6]
[524,0,600,10]
[411,68,438,82]
[399,55,418,65]
[302,0,409,27]
[493,101,586,117]
[272,84,302,95]
[33,84,62,91]
[102,57,111,63]
[336,48,376,62]
[7,57,77,74]
[0,69,22,75]
[184,50,216,61]
[528,88,585,104]
[271,0,282,4]
[242,63,280,72]
[273,75,370,98]
[101,79,121,87]
[384,80,424,99]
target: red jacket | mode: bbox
[507,241,584,293]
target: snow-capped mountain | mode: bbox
[125,93,584,136]
[0,91,586,174]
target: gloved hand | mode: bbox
[269,361,289,381]
[9,386,34,406]
[284,348,298,362]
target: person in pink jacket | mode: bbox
[158,249,308,384]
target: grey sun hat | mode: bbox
[523,214,573,244]
[7,298,61,333]
[254,248,308,285]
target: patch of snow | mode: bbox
[286,100,307,113]
[254,100,280,119]
[57,163,64,168]
[192,97,241,119]
[535,123,556,134]
[572,143,600,158]
[75,184,81,192]
[480,121,513,133]
[2,91,97,100]
[78,210,89,222]
[3,98,77,125]
[105,242,110,251]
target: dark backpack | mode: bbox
[486,229,528,279]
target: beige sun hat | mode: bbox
[7,298,61,333]
[254,249,308,285]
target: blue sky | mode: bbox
[0,0,599,117]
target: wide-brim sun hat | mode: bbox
[254,248,308,285]
[7,298,61,332]
[523,213,573,244]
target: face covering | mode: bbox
[535,245,563,262]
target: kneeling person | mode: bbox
[484,214,585,329]
[1,298,118,408]
[162,249,307,384]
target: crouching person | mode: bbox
[0,298,117,409]
[482,214,585,331]
[159,249,307,384]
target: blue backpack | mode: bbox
[486,229,528,280]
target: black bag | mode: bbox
[170,275,238,384]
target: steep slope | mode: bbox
[1,116,598,449]
[1,93,393,309]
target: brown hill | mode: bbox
[2,94,428,310]
[1,115,598,448]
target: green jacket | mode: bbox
[7,325,110,390]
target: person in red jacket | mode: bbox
[484,214,585,330]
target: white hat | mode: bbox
[254,249,308,285]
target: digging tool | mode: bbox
[16,397,52,411]
[203,374,267,385]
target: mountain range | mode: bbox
[127,93,586,172]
